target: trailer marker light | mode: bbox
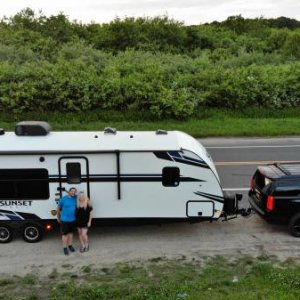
[266,195,275,211]
[46,224,52,231]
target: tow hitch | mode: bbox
[222,193,252,221]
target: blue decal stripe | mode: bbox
[182,155,205,163]
[173,157,209,168]
[168,151,182,158]
[0,210,24,220]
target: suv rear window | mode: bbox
[254,170,272,190]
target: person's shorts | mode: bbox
[60,221,76,235]
[77,227,89,234]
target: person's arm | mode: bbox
[56,206,61,223]
[87,207,93,227]
[56,199,63,223]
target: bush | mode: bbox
[191,63,300,108]
[1,11,300,119]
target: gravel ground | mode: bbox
[1,213,299,277]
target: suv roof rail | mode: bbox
[275,163,290,175]
[274,163,300,175]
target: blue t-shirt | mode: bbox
[58,195,77,222]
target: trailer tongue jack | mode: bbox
[222,193,252,221]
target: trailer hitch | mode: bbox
[222,207,253,221]
[222,192,253,221]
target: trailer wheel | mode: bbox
[0,225,13,243]
[288,213,300,237]
[22,224,43,243]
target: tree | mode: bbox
[41,13,75,44]
[8,8,45,31]
[283,31,300,59]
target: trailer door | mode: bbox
[58,156,90,198]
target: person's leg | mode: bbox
[62,234,68,247]
[67,232,75,252]
[82,228,89,251]
[62,235,69,255]
[78,228,85,252]
[67,232,73,246]
[65,222,75,252]
[78,228,84,246]
[61,222,69,255]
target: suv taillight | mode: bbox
[266,195,275,211]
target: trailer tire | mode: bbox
[0,224,14,243]
[22,223,43,243]
[288,213,300,237]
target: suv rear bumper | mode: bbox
[248,195,266,217]
[248,193,290,224]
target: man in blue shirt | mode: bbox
[57,187,77,255]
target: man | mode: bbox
[56,187,77,255]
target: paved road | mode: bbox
[200,137,300,206]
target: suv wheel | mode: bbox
[288,213,300,237]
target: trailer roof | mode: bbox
[0,130,202,154]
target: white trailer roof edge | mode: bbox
[1,122,219,179]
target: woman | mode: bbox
[76,192,93,253]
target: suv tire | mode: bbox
[288,213,300,237]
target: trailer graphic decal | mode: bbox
[49,174,205,183]
[0,200,32,207]
[193,191,224,203]
[0,209,40,220]
[154,151,209,168]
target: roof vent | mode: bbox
[15,121,51,136]
[0,128,4,135]
[104,127,117,135]
[156,129,168,135]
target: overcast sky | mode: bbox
[1,0,300,25]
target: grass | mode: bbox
[1,107,300,137]
[0,256,300,299]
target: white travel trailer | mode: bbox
[0,122,240,243]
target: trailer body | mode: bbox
[0,122,230,243]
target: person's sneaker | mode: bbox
[85,244,89,252]
[80,246,85,253]
[63,247,69,255]
[68,245,75,252]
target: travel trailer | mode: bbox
[0,122,241,243]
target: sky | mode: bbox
[1,0,300,25]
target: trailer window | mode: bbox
[0,169,49,199]
[66,163,81,184]
[162,167,180,187]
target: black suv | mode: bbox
[248,163,300,237]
